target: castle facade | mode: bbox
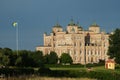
[36,20,109,64]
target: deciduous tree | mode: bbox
[60,53,73,64]
[108,28,120,64]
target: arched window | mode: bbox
[91,57,93,62]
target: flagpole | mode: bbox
[16,23,18,55]
[13,22,19,55]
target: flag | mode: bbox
[12,22,18,27]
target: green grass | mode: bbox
[50,67,85,71]
[49,65,120,74]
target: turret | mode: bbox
[67,19,78,33]
[89,22,100,33]
[52,23,63,33]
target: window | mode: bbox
[80,57,82,62]
[91,51,93,55]
[88,57,90,62]
[87,51,89,55]
[80,43,82,46]
[75,56,77,61]
[80,50,82,54]
[109,64,111,67]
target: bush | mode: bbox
[0,67,34,77]
[37,67,51,76]
[115,64,120,69]
[37,69,120,80]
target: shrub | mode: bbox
[0,67,34,77]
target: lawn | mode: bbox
[49,65,120,74]
[50,67,85,71]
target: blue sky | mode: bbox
[0,0,120,50]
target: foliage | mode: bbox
[15,50,34,67]
[60,53,73,64]
[0,48,10,66]
[2,55,9,66]
[48,51,58,64]
[15,56,22,66]
[44,54,49,64]
[44,51,58,64]
[31,51,44,67]
[108,28,120,64]
[0,48,45,67]
[0,67,34,76]
[1,67,120,80]
[37,69,120,80]
[0,48,59,67]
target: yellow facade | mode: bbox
[36,20,109,64]
[105,59,115,69]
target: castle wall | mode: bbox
[36,22,109,64]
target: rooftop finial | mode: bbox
[77,21,83,30]
[53,19,62,28]
[68,17,76,26]
[90,22,99,27]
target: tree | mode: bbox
[3,48,12,56]
[43,54,49,64]
[2,55,10,67]
[0,48,10,66]
[108,28,120,64]
[15,56,22,66]
[60,53,73,64]
[47,51,58,64]
[32,51,44,67]
[8,52,17,66]
[15,50,34,67]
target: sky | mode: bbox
[0,0,120,51]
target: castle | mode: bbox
[36,19,109,64]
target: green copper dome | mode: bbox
[68,19,76,26]
[90,22,99,27]
[53,23,62,28]
[77,22,83,30]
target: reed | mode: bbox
[0,76,96,80]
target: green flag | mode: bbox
[12,22,18,27]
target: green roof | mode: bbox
[90,22,99,27]
[68,19,76,26]
[53,23,62,28]
[78,26,83,30]
[77,22,83,30]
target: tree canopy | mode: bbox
[60,53,73,64]
[44,51,58,64]
[0,48,60,67]
[108,28,120,64]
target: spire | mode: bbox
[77,21,83,30]
[53,21,62,28]
[68,18,76,26]
[90,22,99,27]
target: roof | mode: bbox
[90,22,99,27]
[53,23,62,28]
[77,22,83,30]
[106,59,115,63]
[68,19,76,26]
